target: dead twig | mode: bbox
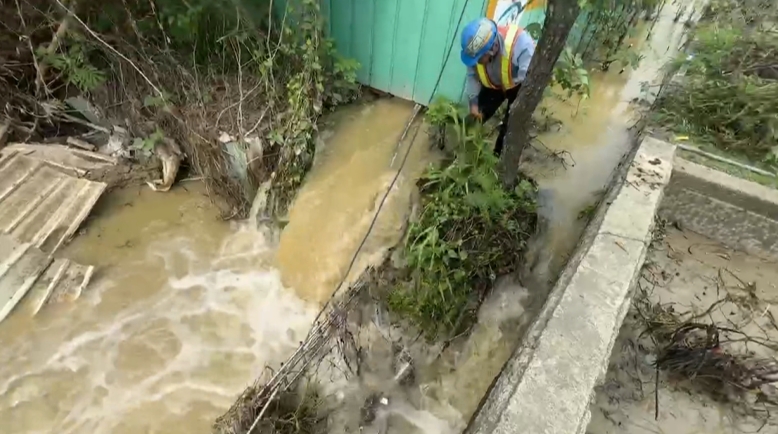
[52,0,165,98]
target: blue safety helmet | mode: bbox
[460,18,498,67]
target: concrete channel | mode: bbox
[465,136,778,434]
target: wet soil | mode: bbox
[86,159,161,193]
[588,227,778,434]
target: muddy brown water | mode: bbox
[0,184,318,434]
[0,99,437,434]
[277,99,434,305]
[0,5,692,433]
[524,2,690,284]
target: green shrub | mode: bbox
[387,99,538,339]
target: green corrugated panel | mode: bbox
[274,1,599,105]
[325,0,488,105]
[328,0,354,59]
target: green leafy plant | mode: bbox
[552,47,591,99]
[132,128,165,157]
[651,0,778,163]
[387,99,537,339]
[572,0,651,70]
[20,0,361,218]
[37,43,105,92]
[143,92,173,109]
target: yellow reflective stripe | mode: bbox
[476,64,498,89]
[501,25,521,90]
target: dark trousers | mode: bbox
[477,85,520,156]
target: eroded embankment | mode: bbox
[217,96,542,434]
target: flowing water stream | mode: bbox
[524,3,691,284]
[0,5,691,433]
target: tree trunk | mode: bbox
[498,0,581,187]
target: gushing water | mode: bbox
[0,188,317,434]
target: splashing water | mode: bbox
[0,188,317,434]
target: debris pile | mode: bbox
[1,0,360,218]
[634,228,778,425]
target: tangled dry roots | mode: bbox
[214,381,325,434]
[657,323,778,398]
[636,294,778,422]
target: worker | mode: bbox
[460,17,535,156]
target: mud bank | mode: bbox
[588,227,778,434]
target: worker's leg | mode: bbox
[493,85,522,156]
[477,87,507,123]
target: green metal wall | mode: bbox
[318,0,600,107]
[322,0,488,105]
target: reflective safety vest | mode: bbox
[476,25,524,91]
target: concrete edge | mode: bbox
[659,156,778,260]
[671,157,778,220]
[465,137,676,434]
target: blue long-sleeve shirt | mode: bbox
[466,29,535,105]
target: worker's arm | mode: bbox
[511,31,536,85]
[465,67,482,118]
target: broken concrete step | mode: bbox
[27,257,95,316]
[0,234,51,323]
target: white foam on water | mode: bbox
[388,399,464,434]
[0,224,317,434]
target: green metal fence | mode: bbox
[316,0,602,105]
[322,0,486,105]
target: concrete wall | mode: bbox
[465,137,676,434]
[659,158,778,260]
[465,137,778,434]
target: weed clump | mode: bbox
[651,0,778,165]
[1,0,360,217]
[387,100,538,339]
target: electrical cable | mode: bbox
[242,4,473,432]
[307,0,471,330]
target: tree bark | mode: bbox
[498,0,581,187]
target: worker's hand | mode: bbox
[469,103,483,121]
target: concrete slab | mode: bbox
[599,137,675,242]
[465,137,676,434]
[0,152,107,254]
[0,234,50,322]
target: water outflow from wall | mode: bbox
[0,99,436,434]
[276,99,434,304]
[0,187,318,434]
